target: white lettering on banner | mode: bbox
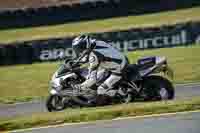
[152,37,163,47]
[196,35,200,44]
[181,30,187,44]
[39,30,188,61]
[39,48,73,61]
[110,30,187,52]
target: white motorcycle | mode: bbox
[46,56,175,112]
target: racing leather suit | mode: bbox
[79,40,129,96]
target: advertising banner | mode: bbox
[31,38,74,62]
[1,21,200,65]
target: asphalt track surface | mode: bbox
[12,111,200,133]
[0,83,200,119]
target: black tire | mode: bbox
[46,95,66,112]
[141,75,175,101]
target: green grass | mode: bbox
[0,45,200,104]
[1,98,200,131]
[0,7,200,44]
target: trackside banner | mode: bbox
[108,29,187,51]
[0,21,200,65]
[35,22,200,62]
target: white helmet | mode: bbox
[72,35,96,57]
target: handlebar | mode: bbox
[64,59,81,70]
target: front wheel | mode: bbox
[141,76,175,101]
[46,95,66,112]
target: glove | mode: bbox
[64,59,74,68]
[69,60,75,67]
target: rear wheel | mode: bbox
[141,76,175,101]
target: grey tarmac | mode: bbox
[12,110,200,133]
[0,83,200,119]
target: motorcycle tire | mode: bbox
[141,75,175,101]
[46,95,66,112]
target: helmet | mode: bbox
[72,35,95,57]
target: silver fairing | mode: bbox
[50,71,77,91]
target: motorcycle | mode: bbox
[46,56,175,112]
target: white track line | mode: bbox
[11,110,200,133]
[175,82,200,87]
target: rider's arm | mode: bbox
[73,50,90,65]
[88,52,100,74]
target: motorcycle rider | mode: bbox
[70,35,129,101]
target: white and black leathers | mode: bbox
[79,40,129,95]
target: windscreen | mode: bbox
[56,64,70,77]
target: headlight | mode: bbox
[49,81,62,91]
[50,89,58,95]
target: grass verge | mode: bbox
[0,45,200,104]
[1,98,200,131]
[0,7,200,44]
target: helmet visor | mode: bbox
[72,45,82,58]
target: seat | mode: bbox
[137,56,156,70]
